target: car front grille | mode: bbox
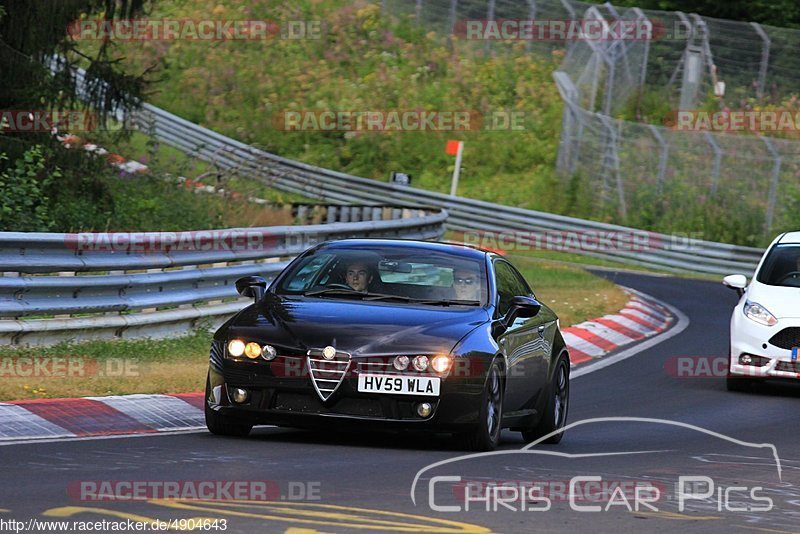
[307,348,351,401]
[273,392,383,417]
[769,328,800,350]
[209,340,224,367]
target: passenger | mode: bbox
[453,268,480,301]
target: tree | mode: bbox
[0,0,153,158]
[589,0,800,28]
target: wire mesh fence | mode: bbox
[380,0,800,245]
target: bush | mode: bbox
[0,146,58,232]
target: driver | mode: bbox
[453,268,480,301]
[345,260,373,292]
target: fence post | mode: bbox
[750,22,771,100]
[448,0,458,38]
[633,8,651,90]
[598,115,627,219]
[525,0,537,53]
[559,0,577,54]
[415,0,422,24]
[704,132,723,195]
[553,72,579,175]
[761,136,782,233]
[648,125,669,195]
[485,0,496,54]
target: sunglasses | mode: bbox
[455,277,477,285]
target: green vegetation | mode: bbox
[84,0,567,213]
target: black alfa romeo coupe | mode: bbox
[205,239,570,451]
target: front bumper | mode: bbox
[730,311,800,380]
[206,360,486,432]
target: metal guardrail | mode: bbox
[135,102,765,276]
[0,205,446,345]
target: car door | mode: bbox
[493,260,552,412]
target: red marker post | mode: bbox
[446,140,464,197]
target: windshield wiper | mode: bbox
[406,298,481,306]
[303,289,411,301]
[303,288,368,298]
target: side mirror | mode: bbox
[723,274,747,298]
[504,295,541,325]
[236,276,267,302]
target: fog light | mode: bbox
[416,402,432,417]
[232,388,249,404]
[262,345,277,361]
[227,339,245,357]
[430,355,452,374]
[740,354,752,365]
[244,342,262,359]
[412,355,429,372]
[393,355,410,371]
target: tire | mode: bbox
[459,359,504,452]
[522,354,569,444]
[204,376,252,437]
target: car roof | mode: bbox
[318,238,489,260]
[777,232,800,245]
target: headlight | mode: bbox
[227,339,245,357]
[244,342,262,359]
[393,355,410,370]
[412,355,429,372]
[430,355,452,375]
[743,301,778,326]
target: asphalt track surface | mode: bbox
[1,271,799,533]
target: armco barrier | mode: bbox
[0,204,446,345]
[134,102,765,276]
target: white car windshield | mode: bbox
[756,244,800,287]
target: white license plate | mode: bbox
[357,373,440,396]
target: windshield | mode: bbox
[756,244,800,287]
[274,245,487,306]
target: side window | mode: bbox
[494,261,532,317]
[285,254,333,291]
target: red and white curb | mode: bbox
[0,291,676,444]
[0,393,204,444]
[563,290,674,367]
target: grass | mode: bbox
[0,258,629,401]
[74,0,567,215]
[0,331,211,401]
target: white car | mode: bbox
[723,232,800,391]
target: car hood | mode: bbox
[223,294,491,356]
[748,282,800,319]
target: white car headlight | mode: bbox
[743,301,778,326]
